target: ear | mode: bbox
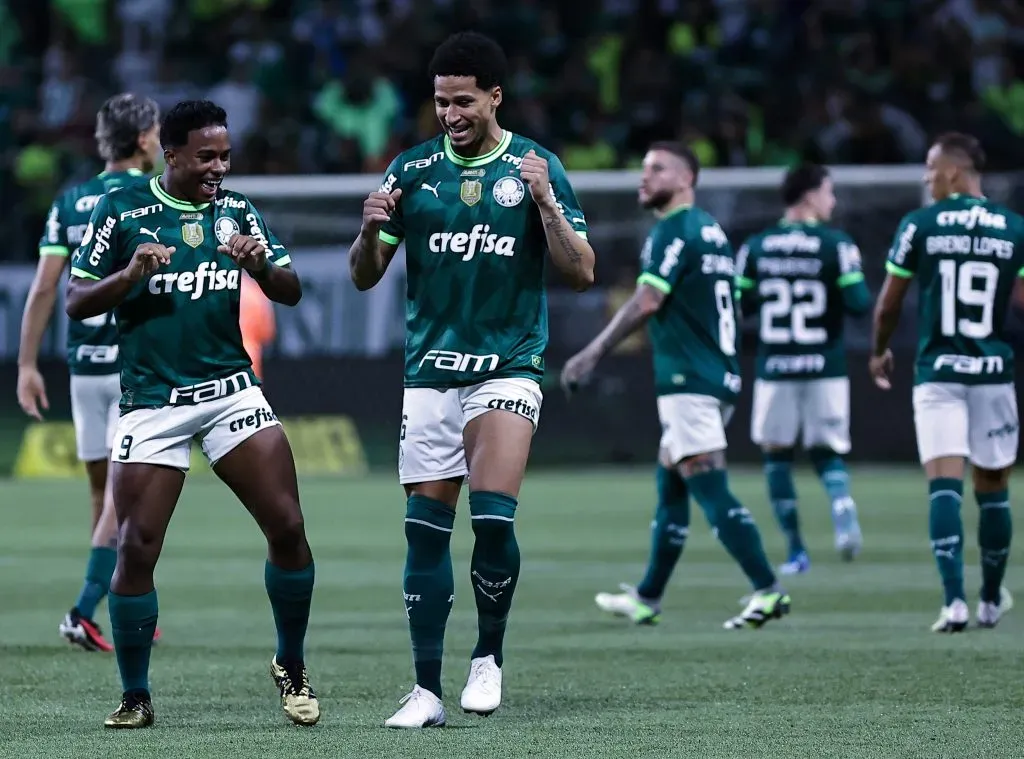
[491,85,503,110]
[163,147,175,168]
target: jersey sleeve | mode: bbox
[244,200,291,268]
[885,214,920,278]
[377,156,405,245]
[734,240,755,292]
[835,234,866,287]
[544,153,588,239]
[38,198,69,257]
[637,224,686,294]
[69,195,120,281]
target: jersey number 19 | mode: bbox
[938,259,997,339]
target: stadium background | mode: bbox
[1,0,1024,476]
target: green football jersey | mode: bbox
[39,168,148,375]
[70,176,291,411]
[377,130,588,388]
[735,221,866,380]
[638,204,742,401]
[886,194,1024,385]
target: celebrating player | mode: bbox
[735,164,870,574]
[66,100,319,727]
[348,31,594,728]
[562,142,790,630]
[872,132,1019,632]
[17,93,161,651]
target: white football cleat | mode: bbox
[976,587,1013,629]
[460,655,502,716]
[384,685,446,729]
[930,598,969,633]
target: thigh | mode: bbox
[213,423,303,532]
[399,387,467,486]
[102,374,122,452]
[110,404,195,471]
[750,379,799,447]
[913,383,969,465]
[71,374,118,463]
[801,377,851,454]
[111,460,185,541]
[967,383,1019,469]
[462,378,542,496]
[657,393,728,466]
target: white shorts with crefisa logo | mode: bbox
[913,382,1018,468]
[398,377,542,484]
[111,386,280,472]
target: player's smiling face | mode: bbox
[167,125,231,204]
[433,76,500,154]
[638,149,690,211]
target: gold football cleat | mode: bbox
[104,693,154,729]
[270,657,320,726]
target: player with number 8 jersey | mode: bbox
[562,142,788,633]
[873,132,1023,633]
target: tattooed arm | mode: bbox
[538,202,596,291]
[560,283,663,393]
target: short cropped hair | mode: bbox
[95,93,160,161]
[160,100,228,149]
[428,31,508,90]
[781,163,829,207]
[934,132,986,173]
[649,140,700,185]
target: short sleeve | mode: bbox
[734,241,755,291]
[377,156,404,245]
[38,199,69,257]
[835,233,866,287]
[885,215,919,279]
[243,200,291,268]
[69,195,119,281]
[637,224,686,294]
[544,153,588,239]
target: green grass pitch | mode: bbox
[1,467,1021,758]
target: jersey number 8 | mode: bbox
[759,278,827,345]
[714,279,737,356]
[938,259,998,339]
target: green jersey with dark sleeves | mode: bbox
[377,130,588,388]
[735,221,870,380]
[39,169,148,375]
[638,204,742,402]
[885,194,1024,385]
[70,176,292,411]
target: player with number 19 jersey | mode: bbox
[639,205,740,403]
[887,195,1024,386]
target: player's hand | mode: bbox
[16,365,48,420]
[218,234,267,272]
[520,150,553,208]
[124,243,174,283]
[362,188,402,233]
[869,349,894,390]
[560,348,600,397]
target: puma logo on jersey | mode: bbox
[429,224,516,261]
[148,261,240,299]
[421,182,440,197]
[140,227,160,241]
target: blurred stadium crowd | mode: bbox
[1,0,1023,260]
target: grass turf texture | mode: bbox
[1,467,1021,758]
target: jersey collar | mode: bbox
[443,130,512,167]
[149,176,210,211]
[655,203,690,220]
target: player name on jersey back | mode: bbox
[377,131,589,389]
[40,170,150,375]
[70,177,292,410]
[886,195,1024,385]
[737,222,864,381]
[638,204,742,401]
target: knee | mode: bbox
[264,500,307,554]
[117,520,161,572]
[973,466,1010,492]
[469,491,517,541]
